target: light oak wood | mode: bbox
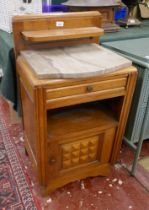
[12,11,102,57]
[17,55,137,194]
[22,27,103,42]
[47,105,118,140]
[13,12,138,195]
[45,78,127,100]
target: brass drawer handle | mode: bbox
[86,85,93,93]
[49,157,56,164]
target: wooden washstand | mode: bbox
[12,11,137,195]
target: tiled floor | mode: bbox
[2,97,149,210]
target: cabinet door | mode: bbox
[46,127,116,192]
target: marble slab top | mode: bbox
[63,0,120,7]
[21,44,132,79]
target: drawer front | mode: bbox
[45,77,127,109]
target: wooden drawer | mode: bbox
[45,77,127,109]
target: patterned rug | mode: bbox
[0,97,41,210]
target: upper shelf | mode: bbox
[21,27,104,43]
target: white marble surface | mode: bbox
[21,44,132,79]
[63,0,119,7]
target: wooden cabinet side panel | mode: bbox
[111,71,138,163]
[20,78,47,185]
[20,79,37,168]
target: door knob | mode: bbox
[86,85,93,92]
[49,157,56,164]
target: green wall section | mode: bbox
[52,0,67,4]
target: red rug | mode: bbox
[0,97,41,210]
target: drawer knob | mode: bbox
[86,86,93,93]
[49,157,56,164]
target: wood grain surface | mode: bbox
[22,27,103,42]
